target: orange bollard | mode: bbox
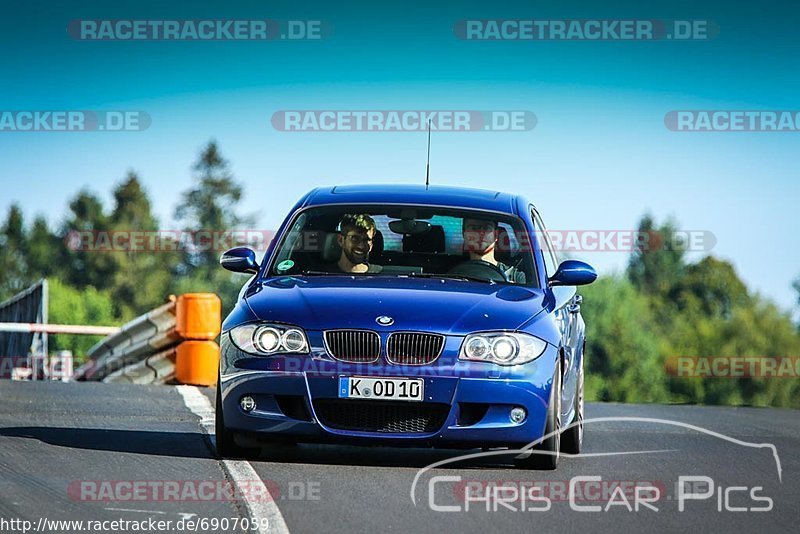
[175,340,220,386]
[176,293,221,340]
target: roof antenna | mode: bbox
[425,119,431,190]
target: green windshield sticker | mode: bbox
[276,259,295,272]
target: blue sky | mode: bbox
[1,0,798,313]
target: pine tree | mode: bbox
[61,190,116,290]
[173,140,254,314]
[108,172,173,319]
[27,216,62,279]
[626,214,686,297]
[0,205,28,297]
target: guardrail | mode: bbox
[72,293,221,386]
[0,323,120,335]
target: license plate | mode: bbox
[338,376,424,402]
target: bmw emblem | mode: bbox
[376,315,394,326]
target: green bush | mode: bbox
[47,278,118,364]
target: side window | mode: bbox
[532,209,559,278]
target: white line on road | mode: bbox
[177,385,290,534]
[104,508,167,515]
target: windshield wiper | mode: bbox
[296,270,493,283]
[298,270,380,276]
[406,272,494,284]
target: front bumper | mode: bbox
[220,335,558,448]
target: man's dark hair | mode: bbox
[339,213,376,235]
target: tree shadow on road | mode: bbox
[0,426,520,468]
[0,426,214,459]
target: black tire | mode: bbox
[561,356,584,455]
[515,359,561,470]
[215,381,257,459]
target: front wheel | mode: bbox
[515,359,561,470]
[215,381,258,459]
[561,357,584,454]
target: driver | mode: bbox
[457,218,525,283]
[325,213,383,273]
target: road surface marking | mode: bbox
[177,385,290,534]
[104,508,167,515]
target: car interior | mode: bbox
[272,208,530,282]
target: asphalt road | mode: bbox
[0,381,797,533]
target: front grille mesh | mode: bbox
[387,332,444,365]
[314,400,449,433]
[324,330,380,363]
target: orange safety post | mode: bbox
[175,340,220,386]
[176,293,221,340]
[174,293,222,386]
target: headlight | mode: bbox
[464,336,490,360]
[459,332,547,366]
[282,329,307,352]
[254,327,281,353]
[229,324,309,356]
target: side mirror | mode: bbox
[220,247,259,274]
[549,260,597,287]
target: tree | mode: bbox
[0,204,29,297]
[111,172,158,230]
[669,257,750,319]
[2,204,25,248]
[653,254,798,407]
[175,140,249,268]
[581,276,670,403]
[27,216,63,279]
[173,141,253,315]
[627,214,686,297]
[48,278,117,363]
[66,190,107,231]
[61,190,117,290]
[107,172,175,319]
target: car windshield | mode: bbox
[267,204,538,287]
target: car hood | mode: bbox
[243,275,546,336]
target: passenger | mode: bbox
[326,213,383,273]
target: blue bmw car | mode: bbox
[215,185,596,469]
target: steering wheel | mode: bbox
[448,260,508,282]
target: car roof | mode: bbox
[302,184,522,215]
